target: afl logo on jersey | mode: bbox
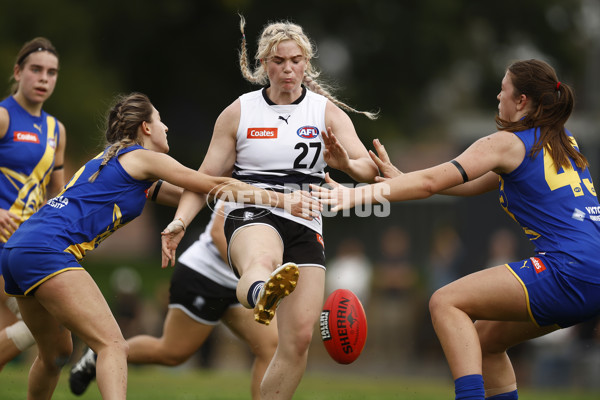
[247,128,277,139]
[14,131,40,144]
[297,126,319,139]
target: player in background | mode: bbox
[311,59,600,400]
[69,201,278,400]
[1,92,318,400]
[0,37,67,372]
[161,15,378,400]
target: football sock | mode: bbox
[485,390,518,400]
[455,374,485,400]
[248,281,265,308]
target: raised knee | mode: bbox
[428,288,447,318]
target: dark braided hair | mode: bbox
[88,93,153,182]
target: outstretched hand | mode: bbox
[282,190,322,220]
[310,173,356,212]
[322,127,350,171]
[161,219,186,268]
[369,138,402,181]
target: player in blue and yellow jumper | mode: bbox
[0,37,67,372]
[1,92,320,399]
[311,59,600,400]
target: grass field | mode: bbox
[2,364,600,400]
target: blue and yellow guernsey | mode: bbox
[0,95,59,241]
[499,127,600,283]
[5,145,152,260]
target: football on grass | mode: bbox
[320,288,367,364]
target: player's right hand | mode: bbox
[161,219,186,268]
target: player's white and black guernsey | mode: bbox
[227,86,326,234]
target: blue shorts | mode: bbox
[1,247,84,296]
[507,253,600,328]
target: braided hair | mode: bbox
[238,15,378,120]
[88,93,152,182]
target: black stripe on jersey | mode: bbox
[233,171,324,187]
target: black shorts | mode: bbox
[224,207,326,278]
[168,263,239,325]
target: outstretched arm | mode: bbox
[312,131,524,211]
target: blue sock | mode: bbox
[455,374,485,400]
[247,281,264,308]
[486,390,518,400]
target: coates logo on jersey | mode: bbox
[530,257,547,274]
[297,126,319,139]
[247,128,277,139]
[14,131,40,144]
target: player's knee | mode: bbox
[115,339,130,358]
[250,337,278,360]
[428,288,447,318]
[38,340,73,373]
[286,326,313,357]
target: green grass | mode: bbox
[2,364,599,400]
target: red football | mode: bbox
[320,288,367,364]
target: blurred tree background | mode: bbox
[3,0,600,385]
[2,0,598,164]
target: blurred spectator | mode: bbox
[485,227,519,268]
[416,225,465,366]
[326,237,373,305]
[369,226,420,370]
[426,225,465,295]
